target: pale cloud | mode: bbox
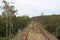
[0,0,60,17]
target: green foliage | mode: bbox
[0,17,6,37]
[44,15,60,40]
[34,15,60,40]
[0,37,7,40]
[15,16,31,31]
[0,15,30,37]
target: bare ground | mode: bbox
[10,21,58,40]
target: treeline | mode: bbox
[0,15,30,37]
[35,15,60,40]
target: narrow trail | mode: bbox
[10,21,58,40]
[23,21,58,40]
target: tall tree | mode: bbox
[0,0,17,39]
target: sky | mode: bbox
[0,0,60,17]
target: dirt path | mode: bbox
[10,21,58,40]
[23,21,58,40]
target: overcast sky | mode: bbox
[0,0,60,17]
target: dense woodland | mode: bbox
[0,0,60,40]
